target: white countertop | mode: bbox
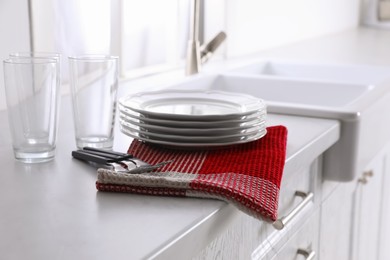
[0,91,339,259]
[4,25,390,259]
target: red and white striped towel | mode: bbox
[96,125,287,222]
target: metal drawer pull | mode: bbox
[273,191,314,230]
[358,170,374,184]
[297,248,316,260]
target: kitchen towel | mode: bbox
[96,125,287,222]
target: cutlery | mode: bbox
[72,148,172,173]
[82,147,149,167]
[72,150,130,172]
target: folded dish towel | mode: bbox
[96,125,287,222]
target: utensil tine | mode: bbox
[127,160,174,174]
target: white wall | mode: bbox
[0,0,31,111]
[225,0,361,58]
[30,0,110,56]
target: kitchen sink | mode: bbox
[165,61,390,181]
[212,75,374,108]
[228,60,390,85]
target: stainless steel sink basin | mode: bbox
[165,61,390,181]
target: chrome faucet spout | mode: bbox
[185,0,226,76]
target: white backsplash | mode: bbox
[225,0,361,58]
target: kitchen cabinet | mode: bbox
[319,180,355,260]
[378,147,390,260]
[260,144,390,260]
[320,145,390,260]
[354,158,384,260]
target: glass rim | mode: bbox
[9,51,61,57]
[3,57,58,64]
[68,55,119,62]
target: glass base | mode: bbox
[76,136,113,150]
[14,148,55,163]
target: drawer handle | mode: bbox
[297,248,316,260]
[358,170,374,184]
[273,191,314,230]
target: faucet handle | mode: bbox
[200,31,227,63]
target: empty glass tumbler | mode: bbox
[9,52,61,82]
[3,57,61,163]
[69,55,119,149]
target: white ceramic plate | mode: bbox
[119,89,266,120]
[118,104,266,128]
[119,118,266,142]
[119,113,266,136]
[119,124,267,148]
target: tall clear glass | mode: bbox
[9,52,61,97]
[9,52,61,74]
[3,57,61,163]
[68,55,119,149]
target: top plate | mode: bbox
[119,89,265,120]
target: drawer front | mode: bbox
[271,209,320,260]
[251,159,320,259]
[278,165,312,215]
[274,157,320,229]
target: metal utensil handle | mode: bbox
[80,149,133,162]
[273,191,314,230]
[83,147,132,158]
[72,150,110,164]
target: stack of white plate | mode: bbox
[118,89,267,148]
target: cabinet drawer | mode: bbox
[270,209,320,260]
[275,157,320,229]
[251,159,320,259]
[278,165,312,216]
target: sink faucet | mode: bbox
[185,0,227,75]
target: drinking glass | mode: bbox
[9,52,61,97]
[9,52,61,80]
[3,57,61,163]
[68,55,119,149]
